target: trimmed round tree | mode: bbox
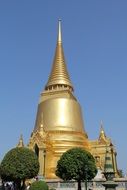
[0,147,39,189]
[29,181,49,190]
[55,147,97,190]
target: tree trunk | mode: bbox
[15,179,21,190]
[85,179,87,190]
[77,180,81,190]
[22,179,26,190]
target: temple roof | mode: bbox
[45,20,73,92]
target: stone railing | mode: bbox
[46,179,127,190]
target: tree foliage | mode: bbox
[56,148,97,190]
[0,147,39,188]
[29,181,49,190]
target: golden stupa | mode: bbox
[27,21,119,179]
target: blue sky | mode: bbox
[0,1,127,174]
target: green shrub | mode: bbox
[30,181,49,190]
[49,188,56,190]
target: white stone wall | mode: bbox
[46,180,127,190]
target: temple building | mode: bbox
[25,20,119,179]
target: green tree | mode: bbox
[55,148,97,190]
[29,181,49,190]
[0,147,39,190]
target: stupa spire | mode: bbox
[17,134,24,147]
[45,20,73,92]
[99,121,107,142]
[58,19,62,43]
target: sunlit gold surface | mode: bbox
[29,86,90,178]
[28,21,119,179]
[34,98,87,133]
[45,20,73,91]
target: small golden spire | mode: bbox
[17,134,24,147]
[39,113,44,132]
[99,121,107,142]
[39,113,46,135]
[45,20,73,92]
[40,120,45,133]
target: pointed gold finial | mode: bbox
[40,123,44,130]
[17,134,24,147]
[58,19,62,43]
[39,123,45,136]
[39,113,45,134]
[99,121,107,142]
[100,120,105,133]
[45,20,73,92]
[100,120,103,127]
